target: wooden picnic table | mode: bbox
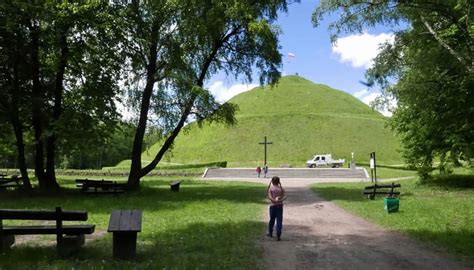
[75,179,126,194]
[107,209,142,259]
[0,176,23,190]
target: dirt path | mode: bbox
[260,182,470,270]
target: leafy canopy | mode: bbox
[313,1,473,178]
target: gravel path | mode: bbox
[259,180,470,270]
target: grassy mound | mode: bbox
[143,76,402,167]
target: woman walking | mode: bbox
[267,176,285,241]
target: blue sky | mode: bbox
[208,1,402,116]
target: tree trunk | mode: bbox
[128,23,159,190]
[29,21,48,188]
[127,28,237,189]
[11,119,31,189]
[10,53,32,189]
[420,15,473,73]
[45,29,68,188]
[128,75,156,189]
[139,101,193,177]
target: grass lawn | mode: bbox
[311,176,474,262]
[0,177,267,270]
[362,166,417,179]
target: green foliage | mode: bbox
[141,76,402,167]
[313,1,474,178]
[0,178,266,269]
[61,122,135,169]
[110,160,227,171]
[0,1,124,185]
[0,124,15,159]
[312,177,474,259]
[123,0,290,186]
[425,173,474,188]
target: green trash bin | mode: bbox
[384,197,399,213]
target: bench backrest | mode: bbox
[76,179,113,184]
[0,208,88,221]
[364,183,401,190]
[0,176,23,185]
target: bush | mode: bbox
[424,174,474,188]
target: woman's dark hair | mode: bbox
[271,176,280,185]
[266,176,283,198]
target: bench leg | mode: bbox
[0,235,15,254]
[113,232,137,260]
[57,234,85,257]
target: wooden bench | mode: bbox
[107,209,142,259]
[0,176,23,189]
[364,182,401,200]
[170,180,181,191]
[76,179,126,194]
[0,207,95,256]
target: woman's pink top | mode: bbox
[268,185,284,206]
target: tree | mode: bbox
[61,121,135,169]
[313,1,473,178]
[1,2,123,189]
[124,0,287,189]
[0,3,33,188]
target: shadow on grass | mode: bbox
[423,174,474,189]
[312,182,417,203]
[311,186,368,203]
[0,220,265,269]
[0,179,268,215]
[404,229,474,264]
[0,179,269,268]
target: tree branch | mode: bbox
[420,15,473,73]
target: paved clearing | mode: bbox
[204,167,368,180]
[258,179,470,270]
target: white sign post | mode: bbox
[369,152,377,183]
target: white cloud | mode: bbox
[332,32,394,68]
[361,92,380,105]
[353,88,395,117]
[353,89,369,99]
[208,81,259,103]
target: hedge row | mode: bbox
[357,162,415,171]
[103,161,227,171]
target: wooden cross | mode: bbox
[258,136,273,166]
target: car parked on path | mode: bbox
[306,154,345,168]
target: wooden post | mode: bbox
[0,219,3,254]
[113,232,137,259]
[258,136,273,166]
[56,207,63,249]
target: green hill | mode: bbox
[141,76,402,167]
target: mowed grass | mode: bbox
[0,177,267,270]
[362,166,417,179]
[311,176,474,261]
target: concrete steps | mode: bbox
[203,168,368,179]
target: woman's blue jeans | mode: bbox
[268,205,283,237]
